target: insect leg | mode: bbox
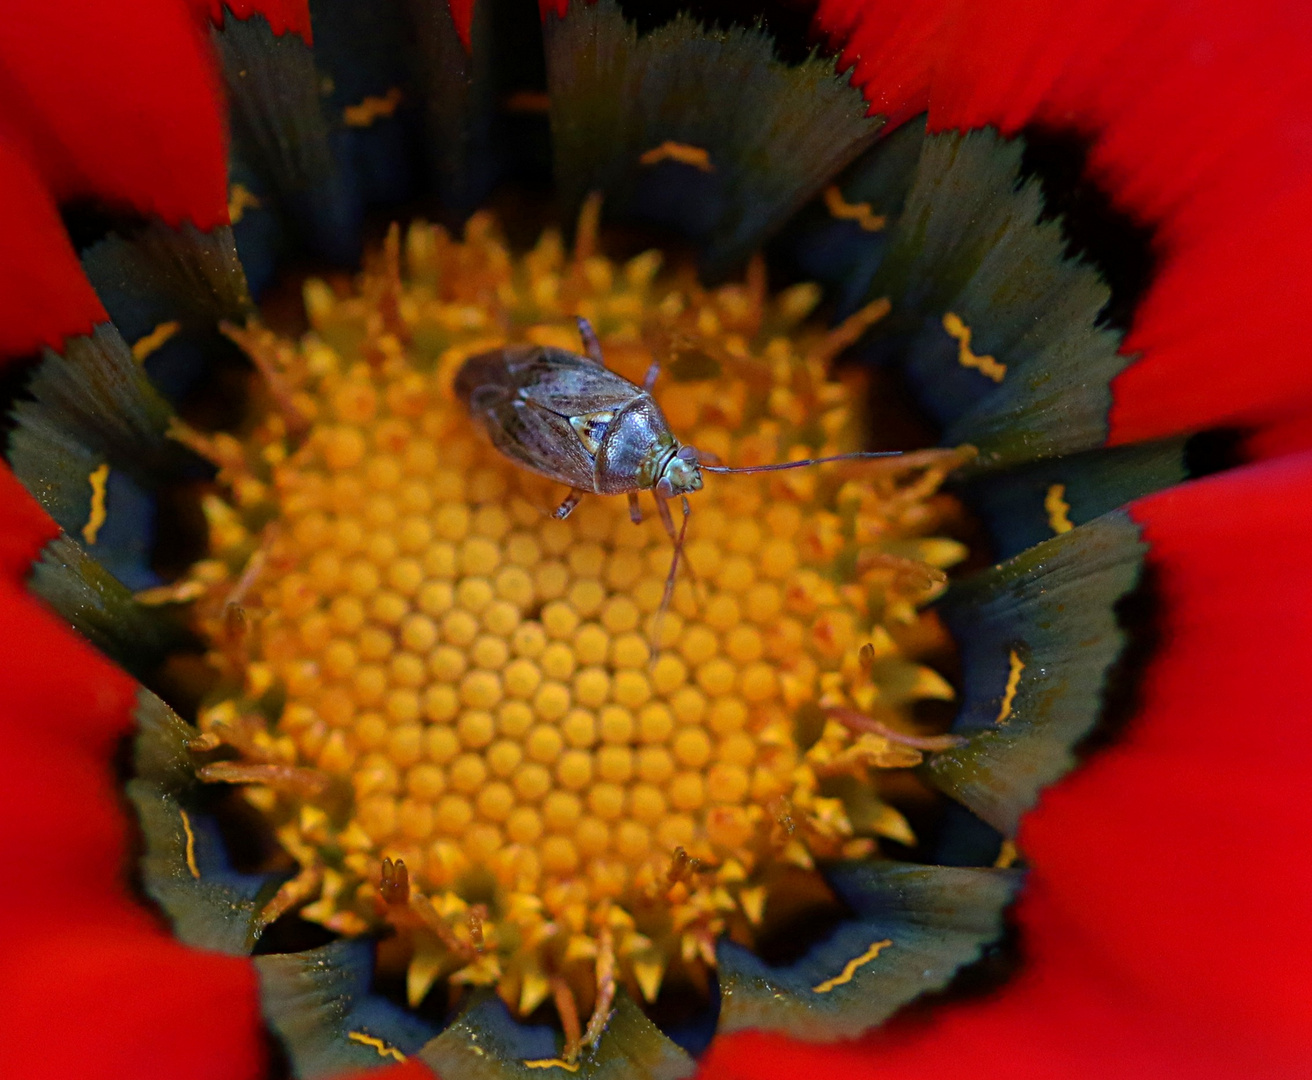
[651,496,692,658]
[627,492,643,524]
[643,359,660,391]
[655,491,677,542]
[576,317,605,364]
[552,489,585,520]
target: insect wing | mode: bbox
[457,344,649,493]
[507,347,642,417]
[468,386,597,488]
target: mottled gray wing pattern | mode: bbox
[468,385,597,489]
[501,346,642,416]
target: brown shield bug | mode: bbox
[457,317,900,636]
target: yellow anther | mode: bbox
[470,634,511,671]
[573,668,611,708]
[435,795,473,835]
[610,632,651,670]
[673,728,713,769]
[450,753,488,793]
[679,625,718,665]
[540,641,578,682]
[543,790,583,830]
[408,764,446,801]
[696,659,737,697]
[542,600,579,639]
[514,763,553,802]
[561,709,596,748]
[636,747,675,785]
[486,739,524,777]
[527,724,565,763]
[598,705,634,744]
[477,783,516,822]
[568,579,606,618]
[595,746,634,784]
[669,772,706,812]
[629,784,666,825]
[533,682,571,721]
[637,702,675,744]
[612,670,652,709]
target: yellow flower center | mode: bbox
[176,204,968,1045]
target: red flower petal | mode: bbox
[198,0,313,42]
[0,467,266,1078]
[0,134,105,356]
[815,0,1312,448]
[0,0,228,226]
[0,926,264,1080]
[704,453,1312,1078]
[0,0,234,357]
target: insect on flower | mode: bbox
[457,317,901,633]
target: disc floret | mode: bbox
[173,208,968,1042]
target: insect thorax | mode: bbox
[593,397,683,495]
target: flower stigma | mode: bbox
[169,200,972,1051]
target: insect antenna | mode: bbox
[700,450,903,475]
[650,495,692,659]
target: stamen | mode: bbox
[197,762,334,799]
[552,976,583,1062]
[379,856,410,907]
[582,927,616,1051]
[826,707,966,751]
[809,296,891,366]
[259,865,324,926]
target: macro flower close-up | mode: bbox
[2,0,1311,1078]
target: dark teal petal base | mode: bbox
[258,941,438,1076]
[926,511,1148,835]
[419,991,695,1080]
[543,0,882,277]
[717,862,1021,1039]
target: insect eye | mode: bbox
[677,445,698,461]
[656,477,674,498]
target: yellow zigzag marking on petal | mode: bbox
[811,938,893,993]
[346,1031,406,1062]
[343,87,404,127]
[1044,483,1075,534]
[83,464,110,545]
[638,141,714,172]
[524,1059,581,1071]
[823,185,887,232]
[179,807,200,879]
[228,183,261,225]
[131,321,180,363]
[942,312,1006,383]
[997,649,1024,725]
